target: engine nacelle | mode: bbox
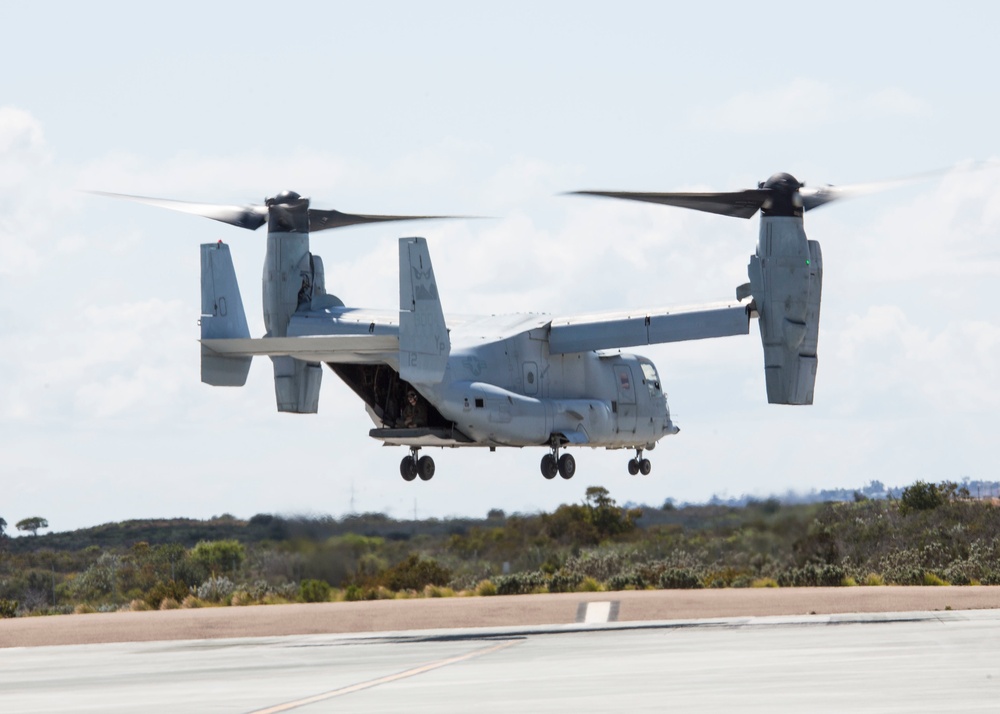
[748,216,823,405]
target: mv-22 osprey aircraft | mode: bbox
[100,173,858,483]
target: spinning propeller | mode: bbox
[570,169,958,219]
[91,190,462,232]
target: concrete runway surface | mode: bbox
[2,589,1000,712]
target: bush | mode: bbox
[0,599,18,618]
[299,579,332,603]
[778,564,846,587]
[659,568,702,590]
[607,571,647,591]
[181,595,204,609]
[923,572,948,586]
[379,555,452,592]
[475,579,497,596]
[196,576,235,603]
[494,571,547,595]
[900,481,945,514]
[159,598,180,610]
[144,580,190,609]
[549,571,584,593]
[423,585,455,598]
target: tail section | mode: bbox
[399,237,450,384]
[200,242,252,386]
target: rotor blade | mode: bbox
[800,163,999,212]
[308,209,467,232]
[90,191,268,230]
[569,189,770,219]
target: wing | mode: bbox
[548,300,750,355]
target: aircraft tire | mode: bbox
[417,455,436,481]
[540,454,558,479]
[400,456,417,481]
[558,453,576,479]
[627,458,640,475]
[639,458,652,476]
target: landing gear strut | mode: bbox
[400,447,435,482]
[627,448,652,476]
[540,441,575,480]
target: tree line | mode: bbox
[2,481,998,618]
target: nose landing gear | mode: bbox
[627,448,652,476]
[400,447,435,482]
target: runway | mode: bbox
[2,606,1000,712]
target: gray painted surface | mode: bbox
[2,610,998,713]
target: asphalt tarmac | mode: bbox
[2,589,999,712]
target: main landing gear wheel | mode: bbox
[417,455,435,481]
[540,453,558,480]
[401,448,434,482]
[627,449,652,476]
[400,456,417,481]
[558,453,576,480]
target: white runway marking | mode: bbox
[247,639,521,714]
[583,601,612,623]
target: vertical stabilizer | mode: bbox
[399,237,450,383]
[201,242,252,386]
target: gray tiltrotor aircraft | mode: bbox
[100,173,864,482]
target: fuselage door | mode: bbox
[523,361,539,396]
[613,364,637,434]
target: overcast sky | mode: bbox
[2,2,999,533]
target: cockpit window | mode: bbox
[640,363,661,395]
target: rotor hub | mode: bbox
[266,190,304,207]
[760,173,804,217]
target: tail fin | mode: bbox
[399,237,450,384]
[200,242,252,386]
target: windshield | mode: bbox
[640,362,661,395]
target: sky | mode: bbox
[2,1,999,533]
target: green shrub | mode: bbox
[0,599,18,618]
[423,585,455,598]
[144,580,190,609]
[494,571,547,595]
[475,579,497,596]
[607,571,647,591]
[778,564,846,587]
[379,555,451,592]
[299,579,332,603]
[659,568,702,590]
[549,571,584,593]
[923,572,948,586]
[900,481,945,514]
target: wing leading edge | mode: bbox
[548,301,750,355]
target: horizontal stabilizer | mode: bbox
[549,301,749,355]
[202,334,399,363]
